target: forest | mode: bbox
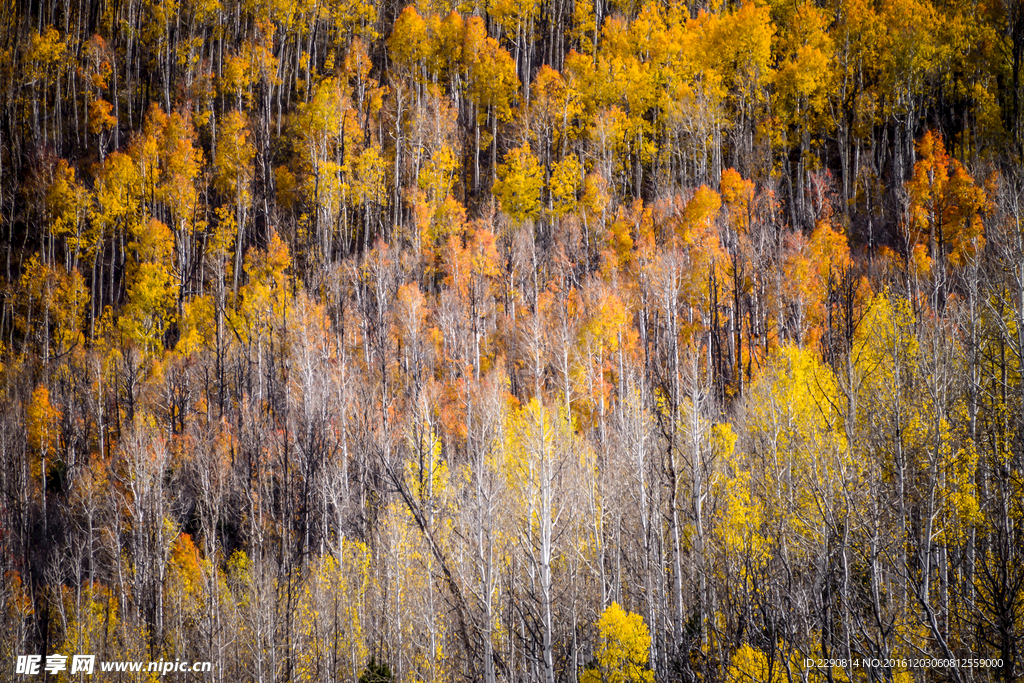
[0,0,1023,680]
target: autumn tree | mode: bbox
[581,602,654,683]
[906,130,986,275]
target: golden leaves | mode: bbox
[27,385,60,455]
[581,603,654,683]
[229,230,294,344]
[494,143,544,223]
[20,256,90,356]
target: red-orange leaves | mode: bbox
[720,168,754,232]
[907,130,986,268]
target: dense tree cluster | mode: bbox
[1,0,1024,681]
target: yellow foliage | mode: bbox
[680,185,721,241]
[579,289,630,355]
[581,172,611,222]
[580,602,654,683]
[25,27,67,81]
[91,152,142,238]
[27,385,59,455]
[747,345,846,456]
[532,65,585,149]
[297,545,371,681]
[388,6,431,68]
[464,18,520,122]
[937,432,983,544]
[221,50,255,103]
[549,156,582,219]
[328,0,378,38]
[501,398,575,507]
[743,345,851,558]
[419,144,460,201]
[604,208,635,270]
[46,160,89,248]
[214,110,255,198]
[705,2,774,102]
[851,291,918,406]
[712,422,738,460]
[354,145,388,206]
[425,12,464,80]
[489,0,540,38]
[288,78,364,224]
[406,423,449,507]
[716,455,770,571]
[772,2,834,140]
[176,295,216,356]
[57,583,119,666]
[20,255,90,355]
[229,230,293,344]
[726,644,781,683]
[494,143,544,223]
[120,218,177,353]
[877,0,941,108]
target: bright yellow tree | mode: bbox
[581,602,654,683]
[493,143,544,223]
